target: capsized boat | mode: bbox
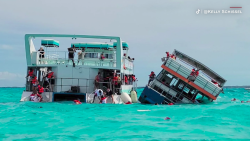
[21,34,137,104]
[139,50,226,104]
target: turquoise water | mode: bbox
[1,88,250,140]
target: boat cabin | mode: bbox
[139,50,226,104]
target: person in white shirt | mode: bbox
[92,89,103,103]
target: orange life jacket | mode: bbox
[31,77,37,84]
[125,76,128,84]
[195,71,199,76]
[47,72,54,78]
[190,69,196,76]
[132,76,136,81]
[113,76,118,85]
[166,52,170,58]
[28,70,34,76]
[38,86,44,93]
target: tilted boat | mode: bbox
[139,50,226,104]
[21,34,137,103]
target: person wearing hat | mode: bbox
[148,71,156,86]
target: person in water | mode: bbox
[231,98,236,101]
[92,89,104,103]
[74,99,82,104]
[148,71,156,86]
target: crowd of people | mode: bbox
[26,68,55,102]
[94,72,137,90]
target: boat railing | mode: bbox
[33,51,117,68]
[164,58,222,97]
[53,78,113,93]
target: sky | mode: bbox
[0,0,250,87]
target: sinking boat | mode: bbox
[20,34,137,103]
[139,50,226,104]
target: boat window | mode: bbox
[183,87,190,93]
[166,74,173,78]
[104,54,113,59]
[153,85,160,91]
[84,53,99,58]
[170,78,178,86]
[178,83,184,89]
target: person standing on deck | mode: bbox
[38,47,45,58]
[148,71,156,86]
[68,45,76,67]
[94,72,101,89]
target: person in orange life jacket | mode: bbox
[132,75,136,82]
[148,71,156,85]
[188,69,197,82]
[112,74,118,88]
[30,90,42,102]
[100,95,107,104]
[124,75,128,84]
[170,54,176,60]
[74,99,82,104]
[166,52,170,58]
[26,68,34,77]
[100,53,105,61]
[38,85,44,94]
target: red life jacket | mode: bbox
[190,69,195,76]
[195,71,199,76]
[170,54,175,58]
[31,77,37,84]
[47,72,54,78]
[113,76,118,85]
[125,76,128,84]
[28,70,34,76]
[132,76,136,81]
[38,86,44,93]
[74,100,82,104]
[166,52,170,57]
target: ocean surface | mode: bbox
[0,88,250,141]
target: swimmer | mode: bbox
[168,103,174,105]
[74,99,82,104]
[155,103,159,105]
[241,101,244,103]
[164,117,171,120]
[231,98,236,101]
[247,101,250,103]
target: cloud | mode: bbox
[0,72,24,80]
[0,45,13,50]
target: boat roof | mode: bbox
[173,49,226,85]
[41,39,59,47]
[113,42,128,48]
[71,42,113,49]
